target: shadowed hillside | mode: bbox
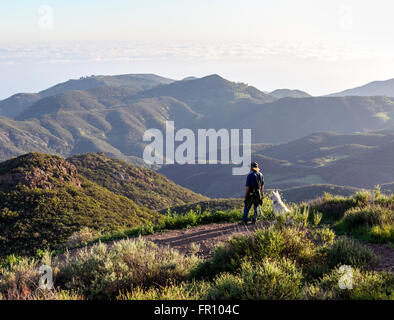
[68,152,208,210]
[0,153,162,257]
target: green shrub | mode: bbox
[312,212,323,227]
[207,259,303,300]
[287,207,310,228]
[0,251,78,300]
[309,267,394,300]
[117,280,210,300]
[341,205,392,230]
[0,256,40,295]
[56,239,200,299]
[66,227,102,248]
[368,225,394,243]
[324,238,380,269]
[337,205,393,243]
[311,227,335,245]
[308,192,370,222]
[191,226,316,279]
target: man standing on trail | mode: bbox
[241,161,264,225]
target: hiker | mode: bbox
[241,161,264,225]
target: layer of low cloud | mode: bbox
[0,40,388,66]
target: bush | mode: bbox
[324,238,380,269]
[207,259,303,300]
[66,227,101,248]
[56,239,200,299]
[286,207,310,228]
[0,252,80,300]
[117,280,210,300]
[191,226,317,279]
[311,227,335,245]
[341,206,393,230]
[308,192,370,222]
[308,267,394,300]
[0,256,40,296]
[368,225,394,243]
[312,212,323,227]
[338,205,394,243]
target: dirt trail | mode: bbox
[144,222,394,273]
[65,221,394,273]
[365,243,394,272]
[143,220,272,257]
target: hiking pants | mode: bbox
[242,196,260,223]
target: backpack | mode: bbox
[250,171,263,205]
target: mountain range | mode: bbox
[0,74,174,119]
[1,73,394,201]
[1,74,394,161]
[158,130,394,198]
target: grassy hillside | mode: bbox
[11,87,202,161]
[0,73,174,119]
[159,198,244,214]
[0,153,162,257]
[262,131,394,166]
[235,96,394,143]
[0,115,68,160]
[68,152,208,210]
[0,93,41,119]
[139,74,275,114]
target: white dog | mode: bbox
[271,190,290,216]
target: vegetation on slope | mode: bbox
[0,153,162,257]
[158,198,243,214]
[68,152,207,210]
[306,188,394,243]
[0,190,393,300]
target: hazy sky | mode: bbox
[1,0,394,99]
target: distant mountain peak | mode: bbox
[329,78,394,97]
[270,89,311,99]
[182,76,198,81]
[195,74,229,84]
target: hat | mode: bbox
[250,162,259,168]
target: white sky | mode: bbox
[1,0,394,99]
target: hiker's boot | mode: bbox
[239,221,248,226]
[251,220,256,225]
